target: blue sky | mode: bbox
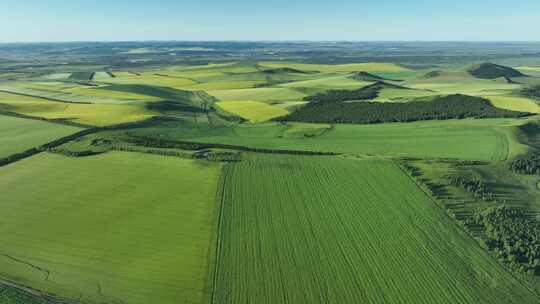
[0,0,539,42]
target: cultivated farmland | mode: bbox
[214,155,537,303]
[0,152,221,304]
[2,42,540,303]
[0,115,81,158]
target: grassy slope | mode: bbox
[0,152,221,304]
[214,155,537,303]
[133,118,525,160]
[0,115,81,158]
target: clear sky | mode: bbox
[0,0,539,42]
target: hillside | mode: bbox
[468,63,525,79]
[303,81,408,102]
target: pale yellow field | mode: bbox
[487,96,540,114]
[44,73,71,80]
[0,92,154,126]
[216,101,288,123]
[65,86,159,101]
[93,72,113,79]
[516,66,540,72]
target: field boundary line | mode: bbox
[0,89,93,104]
[0,111,94,128]
[0,128,99,167]
[209,164,230,304]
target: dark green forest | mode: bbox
[279,94,530,124]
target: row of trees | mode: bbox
[125,134,337,156]
[470,206,540,275]
[448,176,501,203]
[279,94,530,124]
[508,153,540,174]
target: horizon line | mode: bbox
[1,39,540,45]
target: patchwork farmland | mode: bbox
[2,41,540,303]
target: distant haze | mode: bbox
[0,0,539,42]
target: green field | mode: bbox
[131,118,527,160]
[0,115,82,158]
[214,155,537,303]
[0,152,221,304]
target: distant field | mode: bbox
[216,101,288,123]
[99,72,198,89]
[208,87,306,102]
[0,83,152,104]
[133,118,525,160]
[183,80,264,91]
[517,66,540,76]
[0,115,81,158]
[214,155,536,303]
[279,75,372,89]
[258,61,410,72]
[64,85,159,102]
[0,152,221,304]
[407,80,521,96]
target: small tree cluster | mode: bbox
[472,206,540,275]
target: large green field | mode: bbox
[214,155,537,303]
[130,118,528,160]
[0,115,82,158]
[0,152,221,304]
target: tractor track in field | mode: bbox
[0,252,51,281]
[210,164,231,304]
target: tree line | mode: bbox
[125,134,337,156]
[448,176,502,203]
[522,85,540,98]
